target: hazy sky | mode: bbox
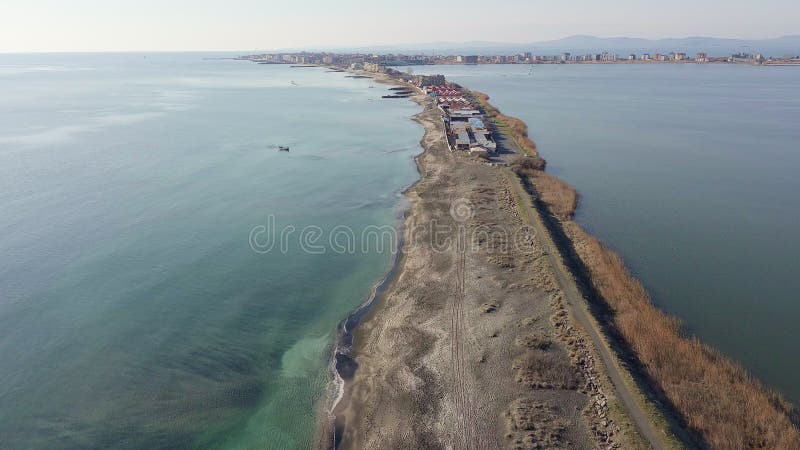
[2,0,798,52]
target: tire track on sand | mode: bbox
[450,208,486,449]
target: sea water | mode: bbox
[0,53,422,448]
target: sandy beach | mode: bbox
[323,75,642,449]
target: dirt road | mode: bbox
[505,171,666,450]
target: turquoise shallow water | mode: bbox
[405,63,800,405]
[0,54,421,448]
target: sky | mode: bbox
[2,0,798,52]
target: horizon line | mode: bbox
[2,34,799,55]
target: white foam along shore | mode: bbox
[320,69,428,447]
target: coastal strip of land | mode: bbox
[316,66,800,449]
[321,70,648,450]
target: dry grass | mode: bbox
[516,333,553,351]
[512,157,577,219]
[532,172,578,219]
[514,349,581,390]
[477,93,800,449]
[507,399,568,449]
[510,155,540,177]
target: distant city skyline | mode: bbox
[2,0,799,53]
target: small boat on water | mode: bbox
[278,146,290,152]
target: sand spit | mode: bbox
[323,75,639,449]
[317,67,799,450]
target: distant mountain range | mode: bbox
[276,35,800,57]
